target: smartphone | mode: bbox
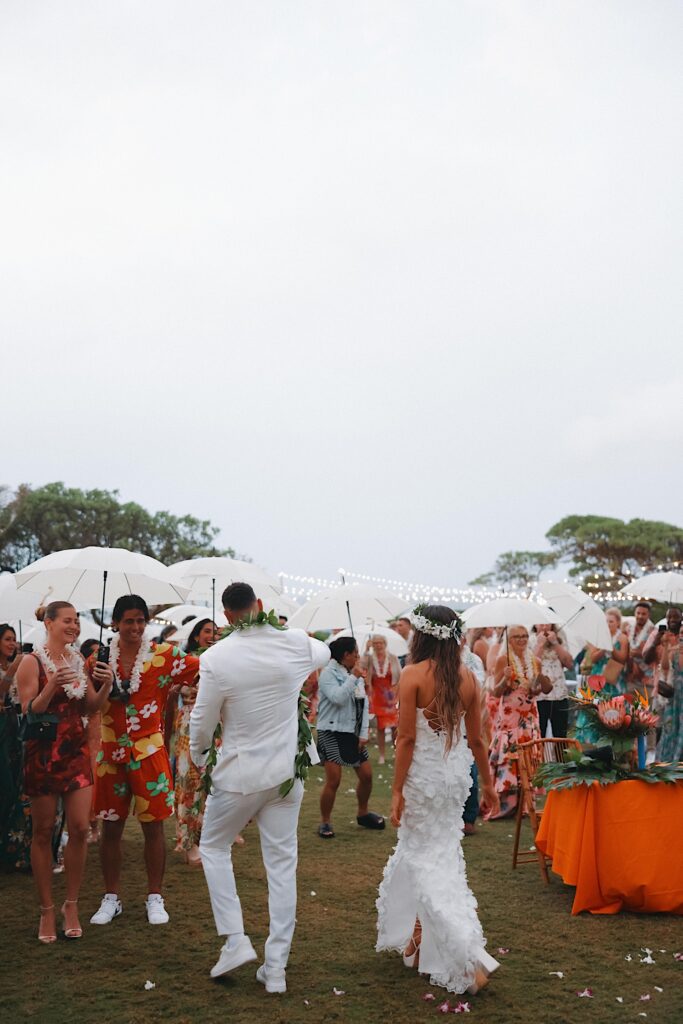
[658,624,667,633]
[97,644,110,664]
[21,642,34,653]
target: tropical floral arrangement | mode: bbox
[534,685,683,789]
[192,610,312,809]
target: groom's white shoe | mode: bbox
[210,936,257,978]
[256,963,287,994]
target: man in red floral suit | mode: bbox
[89,595,199,926]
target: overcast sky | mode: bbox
[2,2,681,591]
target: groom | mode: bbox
[190,582,330,992]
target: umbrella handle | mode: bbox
[98,570,108,648]
[212,578,216,633]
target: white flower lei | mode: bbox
[110,634,152,695]
[627,619,653,650]
[34,644,87,700]
[508,646,539,690]
[371,650,391,678]
[409,606,463,642]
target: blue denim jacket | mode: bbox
[316,659,369,740]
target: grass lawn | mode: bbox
[2,747,682,1024]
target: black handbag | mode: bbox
[18,701,59,743]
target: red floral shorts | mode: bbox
[94,748,174,823]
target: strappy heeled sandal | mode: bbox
[402,924,422,968]
[61,899,83,939]
[38,905,57,944]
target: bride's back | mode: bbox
[411,658,476,734]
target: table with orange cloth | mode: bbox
[535,780,683,915]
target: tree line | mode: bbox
[0,482,233,572]
[470,515,683,590]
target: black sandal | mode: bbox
[318,823,335,839]
[357,813,385,830]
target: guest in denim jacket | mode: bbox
[316,636,385,839]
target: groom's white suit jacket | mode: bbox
[190,625,331,795]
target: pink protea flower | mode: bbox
[597,698,629,730]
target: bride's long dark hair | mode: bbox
[409,604,463,751]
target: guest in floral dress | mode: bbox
[173,618,218,866]
[656,631,683,761]
[574,608,629,745]
[0,625,31,871]
[364,635,400,764]
[488,626,551,819]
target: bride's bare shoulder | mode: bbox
[458,664,477,703]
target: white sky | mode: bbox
[2,2,681,588]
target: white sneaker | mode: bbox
[90,894,122,925]
[209,936,257,978]
[256,963,287,994]
[145,893,169,925]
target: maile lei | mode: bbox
[193,609,313,808]
[109,634,152,695]
[34,644,87,700]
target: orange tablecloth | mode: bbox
[535,780,683,915]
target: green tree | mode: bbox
[0,482,233,571]
[469,550,557,589]
[545,514,683,586]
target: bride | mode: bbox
[376,604,500,995]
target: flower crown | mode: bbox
[409,604,464,642]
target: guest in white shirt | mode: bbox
[190,583,330,993]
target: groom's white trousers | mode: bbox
[200,779,304,968]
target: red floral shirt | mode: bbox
[92,642,199,766]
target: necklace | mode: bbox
[34,644,87,700]
[508,647,538,689]
[371,651,391,678]
[628,620,652,650]
[109,634,151,695]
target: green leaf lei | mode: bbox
[190,610,311,811]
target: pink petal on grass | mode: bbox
[497,947,510,955]
[640,994,651,1001]
[422,993,436,1002]
[452,1001,471,1013]
[674,953,683,962]
[437,1001,451,1013]
[577,988,593,998]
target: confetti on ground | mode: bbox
[674,953,683,962]
[497,948,510,955]
[422,993,436,1002]
[333,987,345,996]
[437,1001,450,1013]
[616,997,624,1004]
[453,1001,471,1013]
[310,891,316,896]
[549,971,564,978]
[655,986,663,993]
[144,981,155,990]
[576,988,593,998]
[640,994,651,1001]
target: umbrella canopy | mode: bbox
[619,572,683,604]
[326,624,408,658]
[168,557,282,607]
[536,582,612,650]
[0,573,43,626]
[461,598,562,629]
[151,603,215,628]
[287,584,406,632]
[15,547,191,606]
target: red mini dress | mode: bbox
[23,654,93,797]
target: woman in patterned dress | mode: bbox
[365,634,401,764]
[487,626,551,819]
[0,625,32,871]
[574,608,629,745]
[15,602,114,942]
[173,618,218,865]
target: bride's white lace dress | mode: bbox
[376,709,498,994]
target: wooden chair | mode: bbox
[511,737,581,882]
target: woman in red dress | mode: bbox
[16,601,113,943]
[365,634,401,764]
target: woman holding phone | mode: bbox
[16,601,114,943]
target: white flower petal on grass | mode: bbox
[549,971,564,978]
[625,954,633,962]
[576,988,593,998]
[310,891,316,897]
[144,980,155,990]
[640,954,656,964]
[333,988,345,996]
[616,997,624,1004]
[655,986,664,993]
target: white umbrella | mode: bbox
[619,572,683,604]
[287,584,406,632]
[168,557,283,617]
[536,582,612,650]
[151,603,214,628]
[0,574,44,642]
[326,624,408,658]
[461,597,562,629]
[15,547,191,646]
